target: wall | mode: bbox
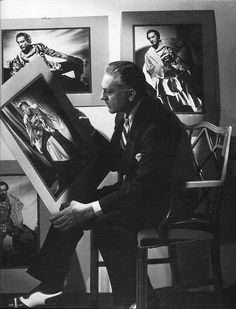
[1,0,236,134]
[1,0,236,293]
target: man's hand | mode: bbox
[50,201,96,232]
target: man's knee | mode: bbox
[92,214,137,249]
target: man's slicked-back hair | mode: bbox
[105,61,147,97]
[16,32,32,44]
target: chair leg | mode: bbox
[168,245,181,286]
[210,240,223,308]
[90,231,99,306]
[136,247,148,309]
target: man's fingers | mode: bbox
[50,208,67,222]
[53,216,80,232]
[51,214,67,226]
[54,222,71,232]
[53,219,70,230]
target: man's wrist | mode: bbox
[70,201,97,223]
[70,200,103,219]
[92,201,103,217]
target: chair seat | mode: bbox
[137,219,213,248]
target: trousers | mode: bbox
[26,211,156,307]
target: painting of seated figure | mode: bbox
[0,174,39,268]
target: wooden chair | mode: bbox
[136,121,232,309]
[90,121,232,308]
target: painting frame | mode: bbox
[0,160,40,269]
[0,56,110,214]
[121,10,220,125]
[0,16,109,107]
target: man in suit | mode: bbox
[11,61,195,309]
[0,181,37,267]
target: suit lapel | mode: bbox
[113,99,154,172]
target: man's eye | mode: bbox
[105,91,112,95]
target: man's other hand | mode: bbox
[50,201,96,232]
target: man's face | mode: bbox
[20,104,30,115]
[100,73,131,114]
[0,185,8,201]
[16,36,30,52]
[147,32,159,48]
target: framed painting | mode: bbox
[0,16,109,106]
[2,28,91,93]
[0,57,110,214]
[121,11,220,125]
[0,161,39,269]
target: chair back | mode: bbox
[185,122,231,185]
[182,121,232,227]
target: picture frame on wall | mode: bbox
[0,160,39,269]
[121,11,220,124]
[2,28,92,94]
[0,57,110,214]
[0,16,109,107]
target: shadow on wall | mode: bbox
[135,46,149,69]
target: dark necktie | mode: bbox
[120,117,130,150]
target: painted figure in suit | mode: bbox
[143,29,202,113]
[11,61,195,309]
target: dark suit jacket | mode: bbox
[96,95,195,227]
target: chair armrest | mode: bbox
[185,180,224,188]
[167,179,223,191]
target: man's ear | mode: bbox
[128,89,136,101]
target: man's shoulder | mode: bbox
[141,95,182,125]
[161,37,184,49]
[8,194,20,203]
[137,96,162,122]
[140,95,162,111]
[32,42,47,50]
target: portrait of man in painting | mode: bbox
[134,24,203,113]
[0,76,90,200]
[0,175,38,268]
[2,28,91,93]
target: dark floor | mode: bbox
[1,288,236,309]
